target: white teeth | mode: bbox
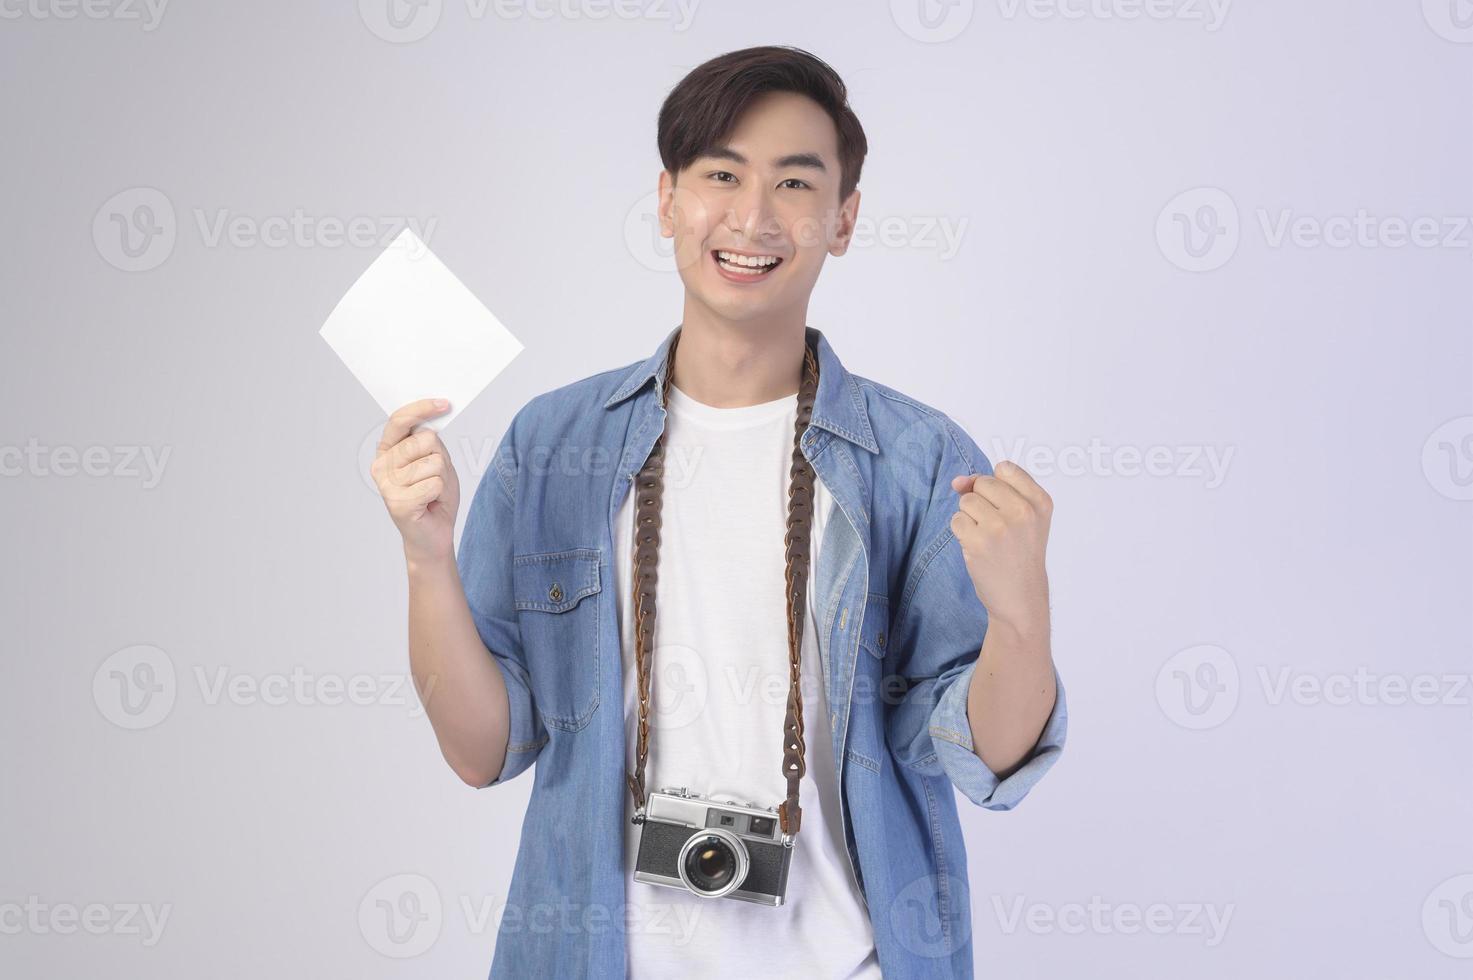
[716,250,780,269]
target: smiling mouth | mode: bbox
[712,249,783,280]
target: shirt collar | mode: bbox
[602,324,879,454]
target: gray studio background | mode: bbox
[3,2,1471,977]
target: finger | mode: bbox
[372,430,442,488]
[992,460,1051,510]
[379,399,451,452]
[963,473,1030,515]
[952,473,992,500]
[389,428,446,469]
[390,475,445,510]
[394,451,446,487]
[950,507,1000,544]
[957,489,1003,525]
[949,508,976,537]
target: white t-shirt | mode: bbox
[615,382,881,979]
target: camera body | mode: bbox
[632,787,793,906]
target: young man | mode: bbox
[373,46,1066,980]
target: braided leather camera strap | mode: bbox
[626,330,820,836]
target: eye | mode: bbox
[779,178,811,190]
[707,171,738,183]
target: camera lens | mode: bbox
[676,829,749,899]
[685,839,734,890]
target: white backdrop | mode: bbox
[2,2,1470,977]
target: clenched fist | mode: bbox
[372,398,460,562]
[949,461,1053,636]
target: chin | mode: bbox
[704,299,770,323]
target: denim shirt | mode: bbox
[457,325,1068,979]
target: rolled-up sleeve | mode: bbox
[884,414,1068,809]
[455,420,546,786]
[930,656,1067,809]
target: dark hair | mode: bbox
[657,46,868,203]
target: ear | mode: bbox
[657,169,677,239]
[828,186,861,257]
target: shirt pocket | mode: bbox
[512,547,602,732]
[848,592,891,774]
[858,592,890,661]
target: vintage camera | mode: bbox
[632,787,794,906]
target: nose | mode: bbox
[723,182,781,242]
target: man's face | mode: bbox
[658,91,860,324]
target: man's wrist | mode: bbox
[984,607,1051,651]
[404,546,458,580]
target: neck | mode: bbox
[668,308,808,408]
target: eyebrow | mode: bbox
[700,146,828,173]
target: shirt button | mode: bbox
[876,631,886,649]
[548,583,564,602]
